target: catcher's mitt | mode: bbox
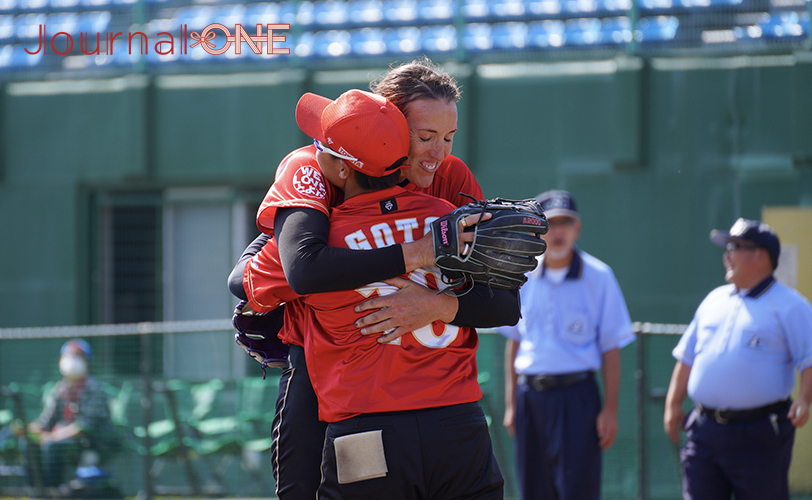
[431,197,548,291]
[233,300,289,377]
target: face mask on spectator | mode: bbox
[59,355,87,380]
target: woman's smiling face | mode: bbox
[400,98,458,189]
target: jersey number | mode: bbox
[356,268,460,348]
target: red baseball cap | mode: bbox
[296,89,410,177]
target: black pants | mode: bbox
[681,403,795,500]
[319,402,504,500]
[515,375,601,500]
[271,344,327,500]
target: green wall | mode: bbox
[3,56,811,328]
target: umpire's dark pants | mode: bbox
[515,373,601,500]
[680,402,795,500]
[319,402,504,500]
[271,344,327,500]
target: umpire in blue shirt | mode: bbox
[499,190,635,500]
[664,218,812,500]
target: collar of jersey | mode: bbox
[541,247,583,280]
[742,275,776,299]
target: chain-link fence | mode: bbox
[0,319,698,500]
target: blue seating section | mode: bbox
[0,0,808,75]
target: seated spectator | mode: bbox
[18,339,120,488]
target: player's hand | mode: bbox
[596,408,618,450]
[402,213,493,271]
[354,277,458,343]
[788,399,810,428]
[663,403,685,444]
[458,212,492,241]
[503,404,516,437]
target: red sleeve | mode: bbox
[417,155,483,208]
[256,145,343,234]
[243,236,302,313]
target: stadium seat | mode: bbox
[526,18,565,47]
[311,0,349,27]
[418,23,456,51]
[49,0,81,12]
[680,0,742,8]
[296,0,314,26]
[131,380,230,497]
[45,12,78,35]
[523,0,562,17]
[76,10,111,34]
[757,11,806,38]
[491,0,525,18]
[0,15,13,42]
[349,26,387,54]
[634,15,678,42]
[382,25,420,52]
[14,13,46,41]
[382,0,418,23]
[463,22,492,50]
[461,0,489,19]
[212,4,246,27]
[172,5,215,32]
[563,17,602,44]
[17,0,46,11]
[308,29,352,57]
[4,43,42,67]
[79,0,110,10]
[110,39,140,65]
[599,0,631,14]
[0,0,16,14]
[639,0,673,10]
[600,16,632,44]
[0,44,11,68]
[277,1,296,24]
[417,0,455,21]
[245,1,278,28]
[708,0,743,6]
[346,0,384,25]
[562,0,598,15]
[491,21,528,48]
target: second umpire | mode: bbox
[664,218,812,500]
[499,190,636,500]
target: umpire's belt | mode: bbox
[697,399,791,425]
[519,371,593,392]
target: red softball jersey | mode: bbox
[303,186,482,422]
[245,146,483,347]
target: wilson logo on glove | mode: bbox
[430,196,549,294]
[440,220,450,246]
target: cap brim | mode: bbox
[295,93,332,143]
[710,229,737,247]
[544,208,580,220]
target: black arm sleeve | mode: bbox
[275,207,406,295]
[227,233,271,300]
[452,287,521,328]
[237,207,521,329]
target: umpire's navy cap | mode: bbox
[536,190,579,219]
[710,218,780,269]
